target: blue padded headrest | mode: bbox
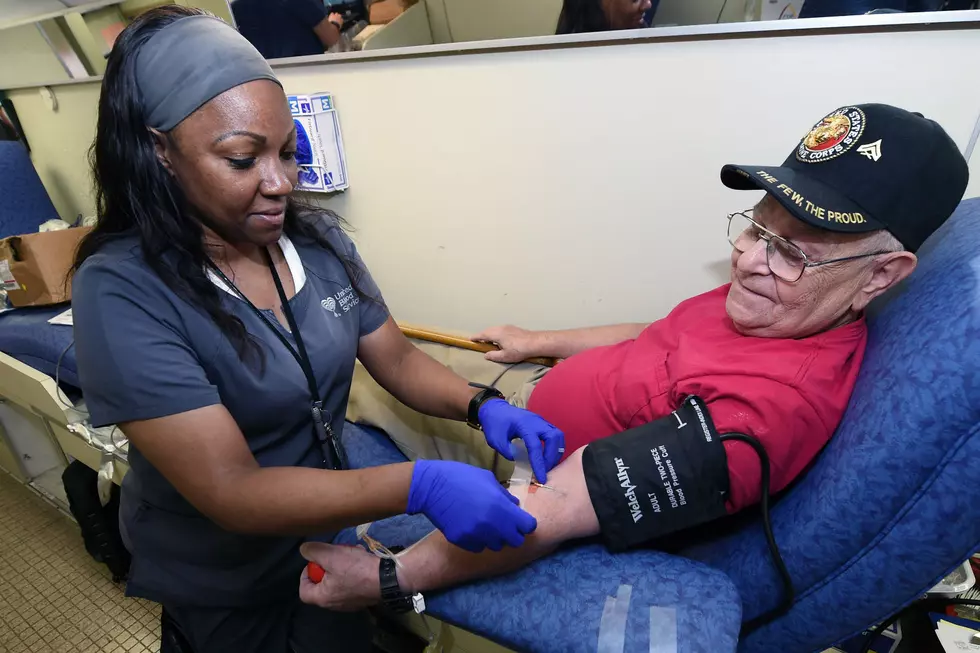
[0,141,60,239]
[682,197,980,652]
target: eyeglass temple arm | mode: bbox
[805,250,895,268]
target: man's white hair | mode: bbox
[863,229,904,253]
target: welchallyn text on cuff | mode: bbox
[582,395,730,552]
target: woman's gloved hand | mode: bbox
[407,459,536,552]
[478,399,565,482]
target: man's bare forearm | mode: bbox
[396,449,599,593]
[396,528,556,593]
[298,449,602,611]
[534,324,649,359]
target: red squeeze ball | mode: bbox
[307,562,325,583]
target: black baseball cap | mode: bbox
[720,104,969,252]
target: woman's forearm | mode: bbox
[123,407,414,538]
[359,319,477,421]
[383,345,477,420]
[215,462,414,535]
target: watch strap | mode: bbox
[379,557,413,613]
[467,383,505,430]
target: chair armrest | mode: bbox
[336,518,741,653]
[339,423,741,653]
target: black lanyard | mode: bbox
[209,249,348,470]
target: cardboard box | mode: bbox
[0,226,92,307]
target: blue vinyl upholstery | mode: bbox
[339,422,743,653]
[0,140,76,384]
[0,305,78,388]
[0,141,59,238]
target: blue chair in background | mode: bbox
[0,141,60,239]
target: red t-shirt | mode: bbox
[527,284,867,513]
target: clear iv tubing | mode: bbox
[356,523,404,567]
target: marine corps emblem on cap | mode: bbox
[796,106,866,163]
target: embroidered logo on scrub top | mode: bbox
[321,297,341,317]
[796,106,866,163]
[322,285,359,318]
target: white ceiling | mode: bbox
[0,0,119,31]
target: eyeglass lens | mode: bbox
[728,212,806,281]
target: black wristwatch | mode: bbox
[380,557,423,614]
[467,382,505,431]
[329,17,343,30]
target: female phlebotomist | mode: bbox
[71,7,563,652]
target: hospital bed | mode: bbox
[2,136,979,651]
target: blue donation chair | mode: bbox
[339,197,980,653]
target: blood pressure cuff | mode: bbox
[582,395,730,552]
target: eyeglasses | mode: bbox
[727,210,893,283]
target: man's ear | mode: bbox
[149,128,175,175]
[852,251,917,312]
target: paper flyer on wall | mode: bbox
[288,93,350,193]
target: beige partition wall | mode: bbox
[273,27,980,331]
[6,21,980,333]
[443,0,561,41]
[424,0,452,42]
[5,81,100,221]
[0,24,73,88]
[363,2,434,51]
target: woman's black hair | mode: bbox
[72,5,379,364]
[555,0,609,34]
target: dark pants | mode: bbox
[164,600,373,653]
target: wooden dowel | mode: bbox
[399,325,557,367]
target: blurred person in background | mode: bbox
[556,0,660,34]
[232,0,346,58]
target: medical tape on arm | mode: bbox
[648,607,678,653]
[507,441,533,506]
[597,584,632,653]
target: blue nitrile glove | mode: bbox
[407,459,537,552]
[478,399,565,482]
